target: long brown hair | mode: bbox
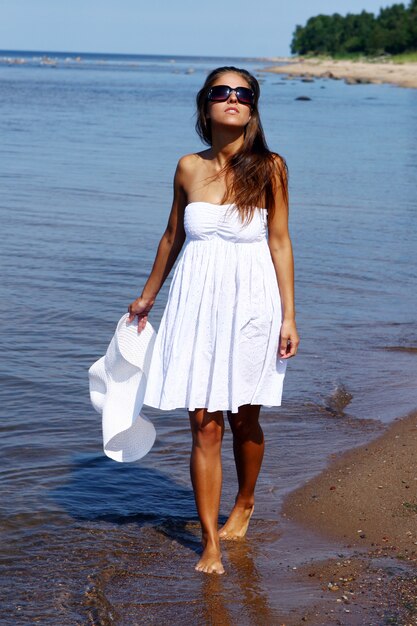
[195,66,288,224]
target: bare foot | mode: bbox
[218,504,254,540]
[195,543,225,574]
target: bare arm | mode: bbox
[267,158,300,358]
[128,158,188,330]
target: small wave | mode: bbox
[84,571,118,626]
[382,345,417,353]
[325,384,353,417]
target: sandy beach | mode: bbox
[264,57,417,89]
[282,410,417,623]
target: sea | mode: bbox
[0,50,416,624]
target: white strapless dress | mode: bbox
[143,202,287,413]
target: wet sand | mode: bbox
[263,57,417,89]
[281,410,417,624]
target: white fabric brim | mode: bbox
[88,315,157,462]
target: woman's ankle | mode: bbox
[202,531,221,550]
[234,494,255,509]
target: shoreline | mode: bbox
[262,57,417,89]
[281,409,417,623]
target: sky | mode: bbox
[0,0,396,57]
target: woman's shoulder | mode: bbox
[270,151,287,168]
[177,150,211,172]
[175,151,212,188]
[269,152,288,183]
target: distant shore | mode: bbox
[282,410,417,623]
[263,57,417,89]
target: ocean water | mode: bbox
[0,50,416,624]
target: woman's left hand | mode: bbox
[278,319,300,359]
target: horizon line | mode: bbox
[0,47,284,61]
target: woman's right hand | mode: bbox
[127,296,155,333]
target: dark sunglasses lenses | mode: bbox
[208,85,254,105]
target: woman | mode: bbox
[128,66,299,575]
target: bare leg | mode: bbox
[189,407,225,574]
[219,404,263,540]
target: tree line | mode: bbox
[291,1,417,56]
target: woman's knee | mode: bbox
[189,409,224,447]
[227,405,262,442]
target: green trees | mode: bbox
[291,1,417,56]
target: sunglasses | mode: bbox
[207,85,255,106]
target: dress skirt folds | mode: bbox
[142,202,287,414]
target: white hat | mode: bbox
[88,313,157,462]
